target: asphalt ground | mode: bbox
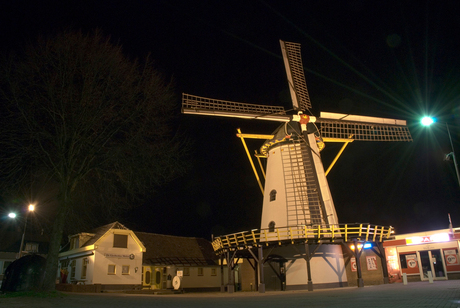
[1,280,460,308]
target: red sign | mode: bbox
[351,257,357,272]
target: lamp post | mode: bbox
[18,204,35,258]
[421,117,460,188]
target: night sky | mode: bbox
[2,1,460,240]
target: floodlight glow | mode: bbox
[421,116,435,126]
[8,213,17,218]
[350,243,372,250]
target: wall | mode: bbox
[91,231,143,286]
[344,247,385,287]
[239,259,257,291]
[175,266,221,291]
[264,244,347,290]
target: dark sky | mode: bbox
[2,0,460,239]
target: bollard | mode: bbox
[427,271,434,283]
[402,273,408,285]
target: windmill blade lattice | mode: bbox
[317,112,413,142]
[182,93,290,122]
[280,40,312,111]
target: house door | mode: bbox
[419,250,447,280]
[143,267,152,287]
[153,268,162,289]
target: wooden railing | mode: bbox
[212,223,393,252]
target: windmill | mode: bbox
[182,40,412,234]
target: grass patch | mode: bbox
[0,290,66,298]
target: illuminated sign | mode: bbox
[405,233,450,245]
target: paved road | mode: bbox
[2,280,460,308]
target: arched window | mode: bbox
[270,190,277,202]
[269,221,276,232]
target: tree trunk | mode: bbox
[41,190,71,291]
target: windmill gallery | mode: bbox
[182,40,413,292]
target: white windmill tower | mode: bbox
[182,40,412,234]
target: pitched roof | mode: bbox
[81,221,128,247]
[135,232,218,266]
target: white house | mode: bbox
[58,222,145,291]
[57,222,221,292]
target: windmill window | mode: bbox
[269,221,276,232]
[270,190,277,202]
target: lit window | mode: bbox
[113,234,128,248]
[70,260,76,278]
[122,265,130,275]
[198,268,204,276]
[108,264,116,275]
[81,258,88,279]
[25,243,39,252]
[270,190,277,202]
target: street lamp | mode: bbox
[18,204,35,258]
[421,117,460,188]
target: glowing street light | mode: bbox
[8,212,17,219]
[421,116,434,126]
[421,116,460,188]
[18,204,36,258]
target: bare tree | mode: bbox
[0,30,187,291]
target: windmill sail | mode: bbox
[280,40,312,111]
[182,94,290,122]
[317,112,413,142]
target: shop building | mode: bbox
[383,228,460,283]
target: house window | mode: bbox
[70,260,76,278]
[269,221,276,232]
[270,189,277,201]
[211,268,217,276]
[25,242,39,253]
[81,258,88,279]
[70,237,79,250]
[108,264,116,275]
[2,261,12,275]
[113,234,128,248]
[122,265,130,275]
[183,268,190,276]
[198,268,204,276]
